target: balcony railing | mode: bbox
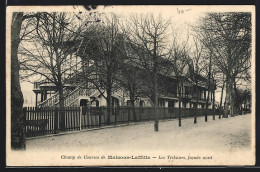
[160,92,208,101]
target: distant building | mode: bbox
[33,61,216,109]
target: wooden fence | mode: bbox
[24,106,224,138]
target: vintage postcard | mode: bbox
[6,5,255,166]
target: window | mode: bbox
[127,100,131,106]
[80,99,88,106]
[168,100,175,108]
[112,97,119,107]
[96,100,99,107]
[140,100,144,107]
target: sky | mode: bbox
[17,5,254,106]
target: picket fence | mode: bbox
[23,106,224,138]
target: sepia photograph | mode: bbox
[6,5,255,166]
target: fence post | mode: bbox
[99,108,101,128]
[163,108,166,120]
[213,108,215,120]
[178,100,182,127]
[169,108,171,119]
[23,107,27,139]
[114,107,117,125]
[179,108,181,127]
[148,108,150,121]
[194,108,197,124]
[54,107,59,134]
[60,107,66,131]
[205,110,207,122]
[128,107,130,124]
[139,107,142,121]
[79,107,82,131]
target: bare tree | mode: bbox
[10,7,99,149]
[11,12,26,149]
[168,35,190,126]
[11,12,39,149]
[125,14,171,131]
[79,14,125,124]
[115,46,145,122]
[19,12,86,130]
[194,12,251,117]
[217,74,225,110]
[189,37,208,123]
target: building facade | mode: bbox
[33,63,216,109]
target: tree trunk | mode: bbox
[193,85,198,124]
[130,100,136,122]
[11,12,26,149]
[58,84,65,131]
[219,76,225,110]
[224,76,233,118]
[213,88,215,120]
[153,37,159,132]
[154,67,159,131]
[194,100,198,123]
[205,89,210,122]
[106,74,112,125]
[130,93,137,122]
[205,54,212,122]
[178,83,182,126]
[106,91,112,125]
[233,78,239,116]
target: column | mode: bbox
[35,93,38,107]
[44,89,47,101]
[41,89,43,102]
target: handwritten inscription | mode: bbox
[177,8,192,14]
